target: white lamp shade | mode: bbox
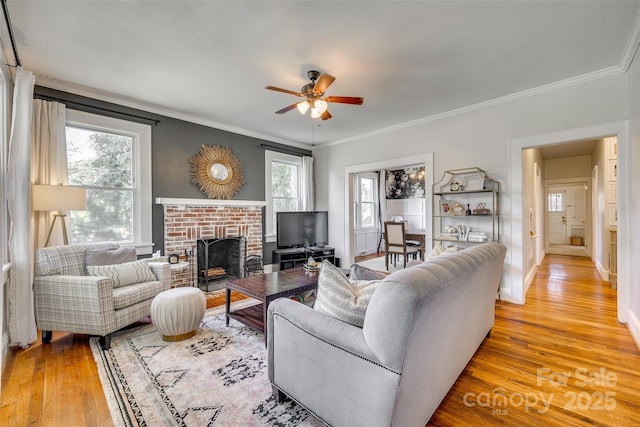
[32,185,87,212]
[313,99,328,114]
[296,101,310,114]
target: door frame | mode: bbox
[343,153,434,267]
[509,120,629,324]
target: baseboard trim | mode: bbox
[524,264,538,296]
[626,308,640,351]
[595,259,609,281]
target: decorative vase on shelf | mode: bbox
[465,204,471,216]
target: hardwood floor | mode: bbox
[430,254,640,426]
[1,255,638,426]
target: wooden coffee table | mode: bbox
[225,267,319,343]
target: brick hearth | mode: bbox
[156,198,267,287]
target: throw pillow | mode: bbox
[87,259,156,288]
[314,260,380,328]
[349,263,386,280]
[430,244,459,259]
[85,247,137,267]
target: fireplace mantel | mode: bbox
[156,198,267,209]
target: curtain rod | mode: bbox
[34,94,161,125]
[2,0,21,67]
[260,143,311,157]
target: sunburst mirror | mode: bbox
[189,144,245,199]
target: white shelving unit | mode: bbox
[432,167,500,247]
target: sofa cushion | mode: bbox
[87,259,156,288]
[85,247,136,267]
[314,261,380,328]
[112,280,165,310]
[349,263,387,280]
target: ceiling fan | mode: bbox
[265,70,363,121]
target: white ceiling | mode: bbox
[6,1,640,147]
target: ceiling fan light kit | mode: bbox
[265,70,363,121]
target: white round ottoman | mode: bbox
[151,287,206,342]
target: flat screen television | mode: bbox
[276,211,329,249]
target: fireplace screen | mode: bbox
[197,237,246,291]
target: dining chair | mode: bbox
[384,221,421,269]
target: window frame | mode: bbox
[65,109,152,254]
[265,150,303,242]
[548,192,564,213]
[354,173,378,230]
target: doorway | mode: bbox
[546,182,588,256]
[509,120,628,323]
[343,153,434,267]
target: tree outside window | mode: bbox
[66,126,134,243]
[271,161,299,227]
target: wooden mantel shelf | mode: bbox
[155,198,267,209]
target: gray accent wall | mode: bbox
[34,86,311,262]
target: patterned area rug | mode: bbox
[90,300,324,427]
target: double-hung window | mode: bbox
[354,173,378,229]
[265,151,302,241]
[65,110,152,253]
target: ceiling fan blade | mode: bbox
[265,85,304,97]
[326,96,364,105]
[275,103,298,114]
[320,110,332,121]
[313,73,336,95]
[325,96,364,105]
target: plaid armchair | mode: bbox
[34,243,171,349]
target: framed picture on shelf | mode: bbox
[440,199,453,215]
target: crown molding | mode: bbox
[620,8,640,72]
[324,65,625,148]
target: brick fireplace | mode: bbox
[156,198,267,287]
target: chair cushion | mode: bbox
[85,247,136,266]
[87,259,156,289]
[314,261,380,328]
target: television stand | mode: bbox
[273,246,335,271]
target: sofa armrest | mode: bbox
[268,298,388,374]
[33,275,117,334]
[267,297,402,427]
[148,262,171,289]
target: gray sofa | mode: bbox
[34,243,171,349]
[267,242,507,427]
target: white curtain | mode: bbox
[7,67,37,347]
[378,170,388,251]
[301,155,314,211]
[32,99,68,248]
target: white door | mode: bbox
[548,190,567,244]
[547,183,588,255]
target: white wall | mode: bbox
[626,42,640,346]
[313,72,628,305]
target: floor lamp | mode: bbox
[32,184,87,246]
